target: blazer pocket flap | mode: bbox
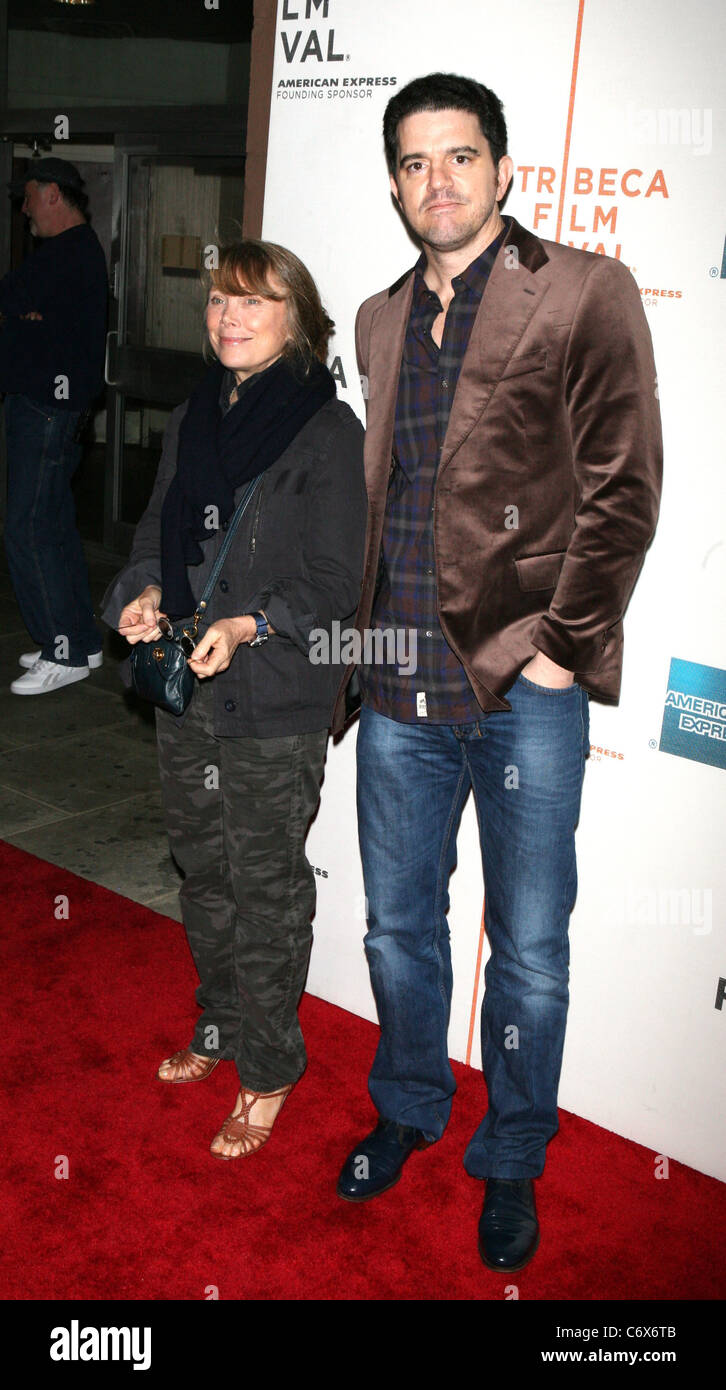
[515,550,566,591]
[500,348,548,380]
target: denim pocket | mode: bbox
[516,673,579,696]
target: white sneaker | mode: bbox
[19,649,103,670]
[11,659,91,695]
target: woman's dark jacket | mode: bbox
[101,393,367,738]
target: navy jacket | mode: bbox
[0,223,108,411]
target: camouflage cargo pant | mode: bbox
[155,677,328,1092]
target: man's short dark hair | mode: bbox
[383,72,508,175]
[55,182,89,218]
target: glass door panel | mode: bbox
[104,140,245,553]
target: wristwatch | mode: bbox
[249,611,270,647]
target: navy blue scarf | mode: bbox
[160,354,336,618]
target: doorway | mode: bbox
[103,140,245,553]
[0,0,252,555]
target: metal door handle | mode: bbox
[104,329,119,386]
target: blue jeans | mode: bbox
[4,394,102,666]
[356,674,590,1179]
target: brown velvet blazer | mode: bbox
[331,217,662,733]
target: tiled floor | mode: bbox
[0,542,183,921]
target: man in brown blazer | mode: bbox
[333,73,662,1271]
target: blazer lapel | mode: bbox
[364,273,414,506]
[439,219,552,472]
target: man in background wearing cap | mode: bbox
[1,157,108,693]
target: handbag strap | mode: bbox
[191,475,262,623]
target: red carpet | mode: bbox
[2,840,725,1302]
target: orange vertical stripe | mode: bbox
[465,897,486,1066]
[555,0,586,243]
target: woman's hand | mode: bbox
[118,586,164,644]
[187,615,257,678]
[187,613,275,678]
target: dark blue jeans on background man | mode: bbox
[356,673,590,1180]
[4,393,102,666]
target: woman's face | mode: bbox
[206,275,291,383]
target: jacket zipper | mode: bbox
[248,485,263,564]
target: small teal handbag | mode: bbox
[129,476,261,716]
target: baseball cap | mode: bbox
[7,157,85,198]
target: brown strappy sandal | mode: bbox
[157,1048,221,1083]
[209,1083,294,1159]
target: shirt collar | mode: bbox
[219,366,264,415]
[219,368,236,413]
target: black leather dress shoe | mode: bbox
[337,1118,430,1202]
[478,1178,540,1271]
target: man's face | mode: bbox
[21,179,56,237]
[390,108,512,253]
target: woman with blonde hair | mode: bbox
[102,240,366,1158]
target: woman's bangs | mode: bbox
[212,253,286,301]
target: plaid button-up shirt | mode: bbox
[360,225,507,723]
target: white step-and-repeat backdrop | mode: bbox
[261,0,725,1181]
